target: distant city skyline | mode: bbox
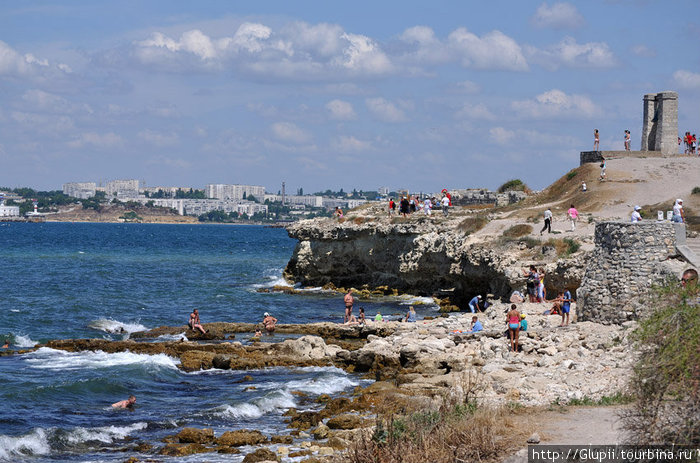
[0,1,699,192]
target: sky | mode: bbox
[1,1,699,194]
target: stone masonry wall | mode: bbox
[577,221,678,324]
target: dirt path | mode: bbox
[504,406,627,463]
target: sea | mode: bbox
[0,222,439,462]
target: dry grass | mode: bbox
[457,216,489,234]
[543,237,581,257]
[502,224,533,238]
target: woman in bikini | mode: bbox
[593,129,599,151]
[506,304,521,352]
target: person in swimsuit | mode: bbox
[593,129,599,151]
[189,309,207,334]
[506,304,521,352]
[343,290,354,323]
[262,312,277,333]
[112,395,136,409]
[1,340,9,349]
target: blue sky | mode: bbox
[1,1,699,193]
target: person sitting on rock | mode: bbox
[357,307,366,325]
[263,312,277,333]
[506,304,521,352]
[188,309,207,334]
[374,311,383,322]
[469,316,483,333]
[543,292,563,315]
[405,306,417,323]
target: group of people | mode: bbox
[592,129,632,151]
[343,290,389,324]
[681,132,697,155]
[188,308,278,337]
[539,205,579,235]
[390,192,451,218]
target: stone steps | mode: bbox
[681,238,700,268]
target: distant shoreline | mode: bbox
[39,218,289,226]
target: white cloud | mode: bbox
[455,80,480,93]
[335,33,393,74]
[673,70,700,89]
[0,40,69,77]
[531,2,584,29]
[21,90,92,115]
[326,99,356,120]
[11,111,75,134]
[447,28,528,71]
[365,98,407,122]
[631,44,656,58]
[511,89,599,119]
[526,37,616,70]
[397,26,449,65]
[68,132,124,149]
[138,129,179,147]
[489,127,516,145]
[455,103,495,120]
[332,135,372,152]
[271,122,311,144]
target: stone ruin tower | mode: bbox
[641,91,678,154]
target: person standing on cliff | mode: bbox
[506,304,521,352]
[593,129,600,151]
[400,197,409,217]
[343,290,354,323]
[672,199,685,223]
[388,198,395,216]
[540,209,552,235]
[441,195,450,217]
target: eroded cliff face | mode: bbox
[284,218,586,306]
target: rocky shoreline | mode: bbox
[27,299,635,462]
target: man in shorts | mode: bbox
[343,290,354,323]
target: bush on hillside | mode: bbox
[543,238,580,257]
[692,186,700,195]
[566,169,578,180]
[622,280,700,445]
[502,224,532,238]
[497,179,527,193]
[457,217,488,235]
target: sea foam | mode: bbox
[24,347,180,371]
[64,422,147,444]
[12,334,38,348]
[88,318,147,335]
[213,390,297,420]
[0,428,50,460]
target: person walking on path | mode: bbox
[343,290,354,323]
[593,129,600,151]
[567,204,579,231]
[423,197,432,216]
[441,195,450,217]
[672,199,685,223]
[599,156,606,180]
[560,289,572,326]
[540,208,553,235]
[400,197,409,217]
[506,304,521,352]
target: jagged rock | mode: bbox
[326,414,366,430]
[179,351,216,371]
[159,443,214,456]
[327,436,348,449]
[212,355,231,369]
[289,411,322,430]
[527,433,541,444]
[242,448,279,463]
[215,430,267,447]
[312,424,330,440]
[217,446,241,454]
[269,434,294,444]
[176,427,214,444]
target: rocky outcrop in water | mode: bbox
[284,218,587,307]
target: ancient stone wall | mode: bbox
[577,221,680,324]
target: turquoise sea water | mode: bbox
[0,222,437,462]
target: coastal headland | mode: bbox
[17,154,699,461]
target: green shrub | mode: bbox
[692,186,700,195]
[566,170,578,180]
[497,179,527,193]
[622,280,700,445]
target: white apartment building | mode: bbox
[106,179,140,198]
[378,186,389,195]
[206,184,265,201]
[63,182,97,199]
[322,198,368,210]
[263,194,323,207]
[136,198,267,217]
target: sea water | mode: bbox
[0,222,438,462]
